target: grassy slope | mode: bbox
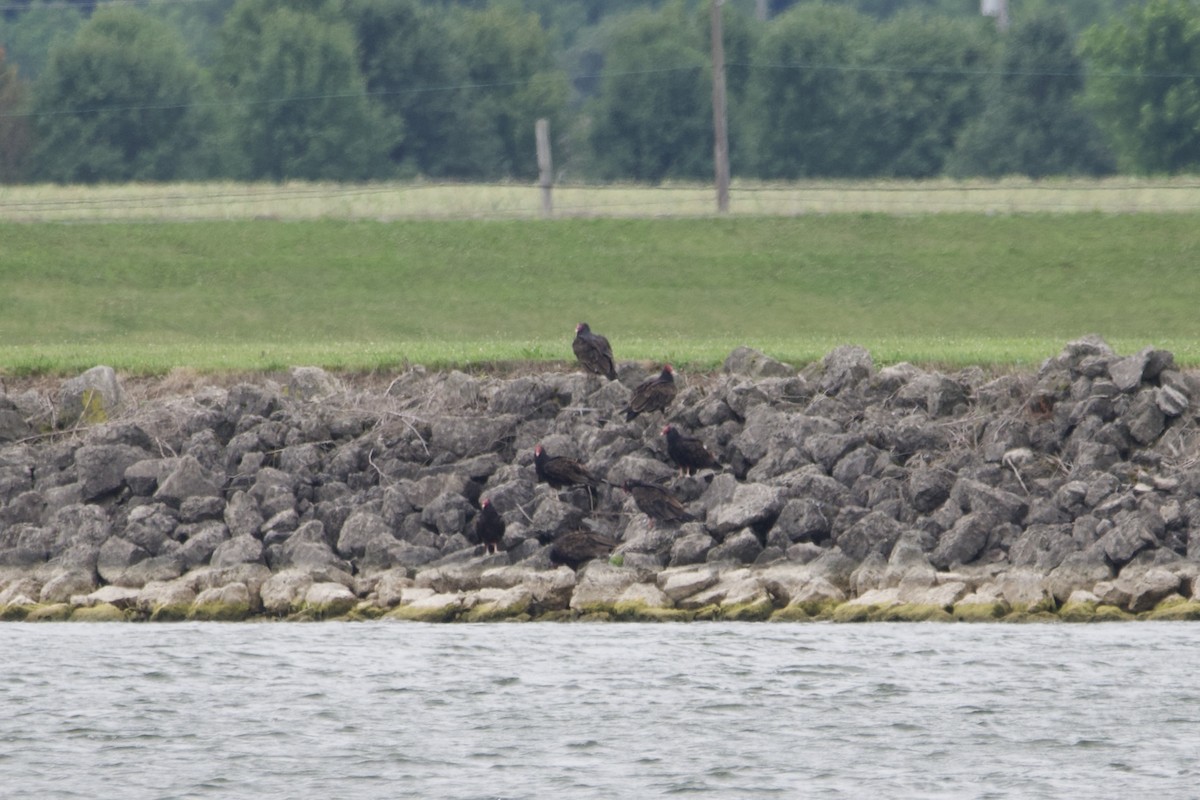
[2,214,1198,374]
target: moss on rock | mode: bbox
[770,605,815,622]
[345,603,387,621]
[188,601,252,622]
[149,603,191,622]
[611,601,694,622]
[26,603,73,622]
[0,603,35,621]
[79,388,110,425]
[1145,598,1200,621]
[720,597,776,622]
[463,600,533,623]
[385,603,462,623]
[831,603,875,623]
[303,599,357,620]
[70,603,127,622]
[1058,600,1100,623]
[1092,604,1134,622]
[952,601,1010,622]
[1003,609,1060,623]
[878,603,954,622]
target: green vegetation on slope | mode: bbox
[2,214,1198,374]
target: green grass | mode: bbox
[3,213,1200,374]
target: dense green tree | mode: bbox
[449,5,569,179]
[0,1,85,80]
[742,3,871,178]
[217,0,388,180]
[585,4,711,181]
[1010,0,1140,35]
[145,0,237,65]
[347,0,475,177]
[29,7,227,183]
[949,11,1114,177]
[1081,0,1200,173]
[522,0,668,42]
[852,12,997,178]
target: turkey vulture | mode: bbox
[547,529,619,570]
[573,322,617,380]
[623,365,676,420]
[534,445,603,491]
[475,498,505,554]
[663,424,721,476]
[622,479,695,526]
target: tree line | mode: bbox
[0,0,1196,184]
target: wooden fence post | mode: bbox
[536,118,553,217]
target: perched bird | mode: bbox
[662,424,721,476]
[572,322,617,380]
[622,479,695,527]
[474,498,505,555]
[623,364,677,421]
[546,529,620,570]
[534,444,603,492]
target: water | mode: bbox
[1,622,1197,800]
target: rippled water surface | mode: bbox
[2,622,1198,799]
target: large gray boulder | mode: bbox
[835,511,905,562]
[816,345,873,396]
[59,366,125,426]
[155,455,222,507]
[76,444,146,501]
[706,529,764,565]
[707,482,785,536]
[336,511,394,560]
[723,347,795,379]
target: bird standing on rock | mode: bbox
[475,498,505,554]
[572,322,617,380]
[623,365,677,420]
[622,479,695,527]
[662,424,721,476]
[534,444,604,492]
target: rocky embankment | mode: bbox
[3,336,1200,623]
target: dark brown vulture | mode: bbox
[572,322,617,380]
[622,479,695,527]
[534,445,603,492]
[623,365,676,421]
[474,497,505,554]
[547,530,619,570]
[662,424,721,476]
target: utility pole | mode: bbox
[711,0,730,214]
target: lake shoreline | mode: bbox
[3,335,1200,623]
